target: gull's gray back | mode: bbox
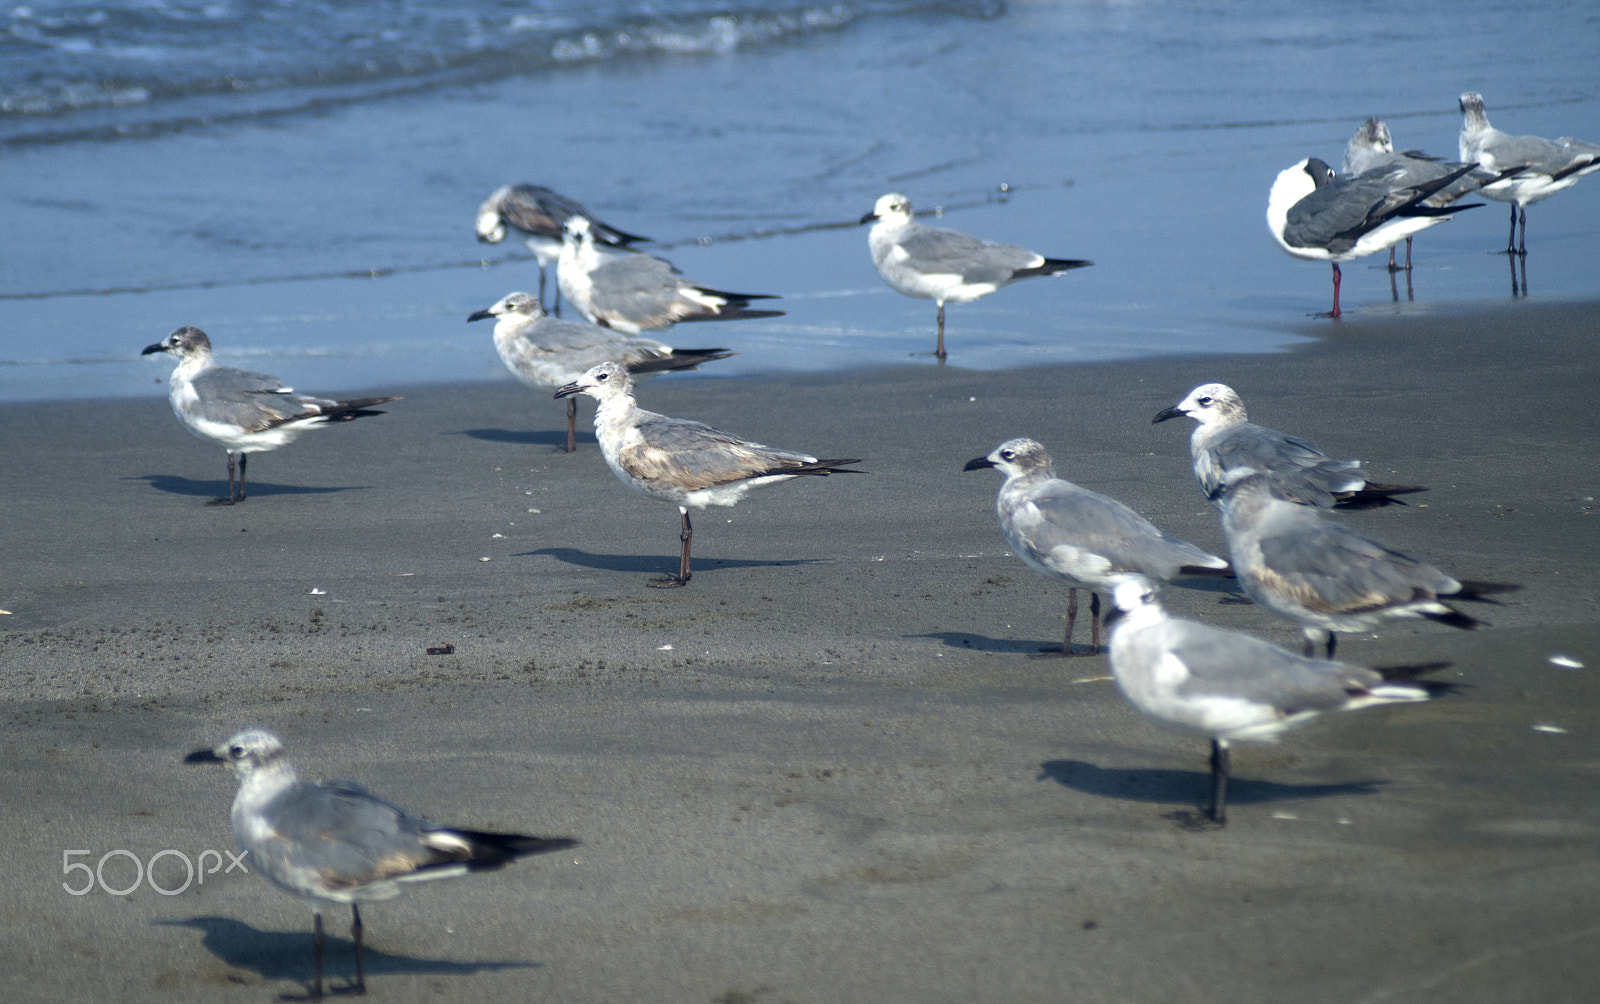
[1200,422,1362,507]
[1003,477,1220,584]
[240,779,432,901]
[896,225,1037,285]
[187,365,327,431]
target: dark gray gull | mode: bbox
[860,193,1092,362]
[468,291,733,453]
[555,361,862,587]
[141,327,398,505]
[964,438,1228,656]
[1105,580,1441,825]
[1458,92,1600,255]
[1153,382,1423,509]
[1218,468,1511,657]
[557,216,783,334]
[1266,157,1480,318]
[185,729,577,1000]
[1341,117,1489,270]
[475,183,649,310]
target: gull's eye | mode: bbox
[229,745,245,758]
[1000,450,1015,461]
[596,371,609,382]
[1197,396,1213,406]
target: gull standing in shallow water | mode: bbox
[964,438,1228,655]
[1458,92,1600,255]
[555,361,863,587]
[1153,382,1423,509]
[468,291,733,453]
[1218,468,1509,657]
[558,217,784,334]
[185,730,577,999]
[1105,580,1440,825]
[1266,157,1480,317]
[142,327,399,505]
[1341,117,1489,271]
[475,183,650,310]
[860,193,1092,362]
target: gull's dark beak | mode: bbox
[467,308,494,323]
[858,210,879,226]
[553,381,584,400]
[184,748,224,764]
[963,456,996,472]
[1152,405,1185,424]
[1103,604,1127,629]
[141,343,168,356]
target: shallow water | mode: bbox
[3,0,1597,401]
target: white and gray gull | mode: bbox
[468,291,733,453]
[1341,117,1492,271]
[1266,157,1480,318]
[1218,468,1512,658]
[1458,92,1600,255]
[1153,382,1423,509]
[964,438,1229,656]
[142,326,398,505]
[1105,580,1442,825]
[558,216,783,334]
[185,729,577,999]
[475,183,649,310]
[555,361,863,587]
[860,193,1092,362]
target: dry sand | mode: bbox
[2,301,1598,1002]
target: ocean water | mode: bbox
[3,0,1598,401]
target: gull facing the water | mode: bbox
[1458,92,1600,255]
[1218,468,1507,657]
[860,193,1092,361]
[185,730,577,999]
[475,183,649,309]
[558,216,783,334]
[469,291,733,452]
[1153,382,1423,509]
[1266,157,1479,318]
[555,361,863,587]
[964,438,1228,655]
[1105,580,1439,825]
[142,327,398,505]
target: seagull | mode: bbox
[185,729,577,999]
[557,216,784,334]
[964,438,1229,656]
[141,327,399,505]
[1152,382,1424,509]
[1105,580,1440,825]
[475,184,649,310]
[1458,92,1600,255]
[1218,468,1510,657]
[860,193,1092,361]
[468,291,733,453]
[1266,157,1480,317]
[1341,117,1487,270]
[554,361,862,587]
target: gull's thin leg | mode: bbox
[349,904,365,995]
[1387,246,1398,271]
[651,507,693,588]
[311,911,325,1000]
[1063,588,1078,654]
[1207,739,1231,825]
[1324,633,1337,660]
[1404,236,1414,271]
[1504,202,1518,255]
[565,396,578,453]
[1328,262,1343,318]
[212,451,239,506]
[1088,591,1102,654]
[238,452,248,502]
[1517,205,1528,256]
[537,264,548,308]
[934,302,947,362]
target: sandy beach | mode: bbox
[2,299,1597,1001]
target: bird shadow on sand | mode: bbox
[455,427,595,449]
[155,916,540,995]
[1038,759,1383,810]
[130,475,371,499]
[524,546,824,576]
[906,631,1062,655]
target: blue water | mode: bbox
[3,0,1598,401]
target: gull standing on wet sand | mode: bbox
[1153,382,1423,509]
[185,730,577,999]
[556,362,862,587]
[1266,157,1480,318]
[475,183,650,310]
[1458,92,1600,255]
[142,327,399,505]
[1218,468,1508,657]
[964,438,1228,655]
[558,217,784,334]
[469,291,733,452]
[860,193,1092,361]
[1105,581,1440,825]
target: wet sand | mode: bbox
[2,301,1598,1001]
